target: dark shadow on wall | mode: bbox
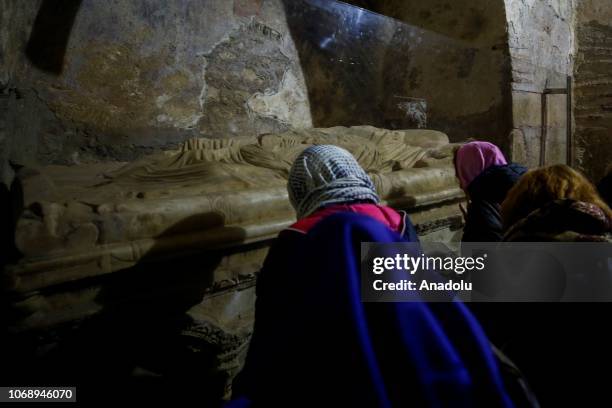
[2,213,260,405]
[25,0,83,74]
[0,177,22,273]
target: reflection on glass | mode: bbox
[283,0,513,140]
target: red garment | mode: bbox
[287,203,403,234]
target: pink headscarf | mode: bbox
[455,141,507,190]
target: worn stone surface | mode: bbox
[197,20,309,138]
[574,1,612,181]
[7,126,462,294]
[505,0,574,91]
[504,0,574,168]
[4,125,465,401]
[0,0,312,172]
[5,250,259,403]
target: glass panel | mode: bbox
[283,0,510,141]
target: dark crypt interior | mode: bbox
[1,0,612,406]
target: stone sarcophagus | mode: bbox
[4,126,464,398]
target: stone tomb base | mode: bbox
[3,126,464,400]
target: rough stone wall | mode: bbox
[4,1,604,182]
[503,0,575,167]
[574,0,612,181]
[0,0,312,184]
[2,0,526,184]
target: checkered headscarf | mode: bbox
[287,145,380,219]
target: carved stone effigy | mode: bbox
[5,126,464,396]
[8,126,463,296]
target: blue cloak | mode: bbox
[229,212,514,407]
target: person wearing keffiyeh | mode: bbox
[283,144,418,240]
[287,145,381,219]
[226,145,526,408]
